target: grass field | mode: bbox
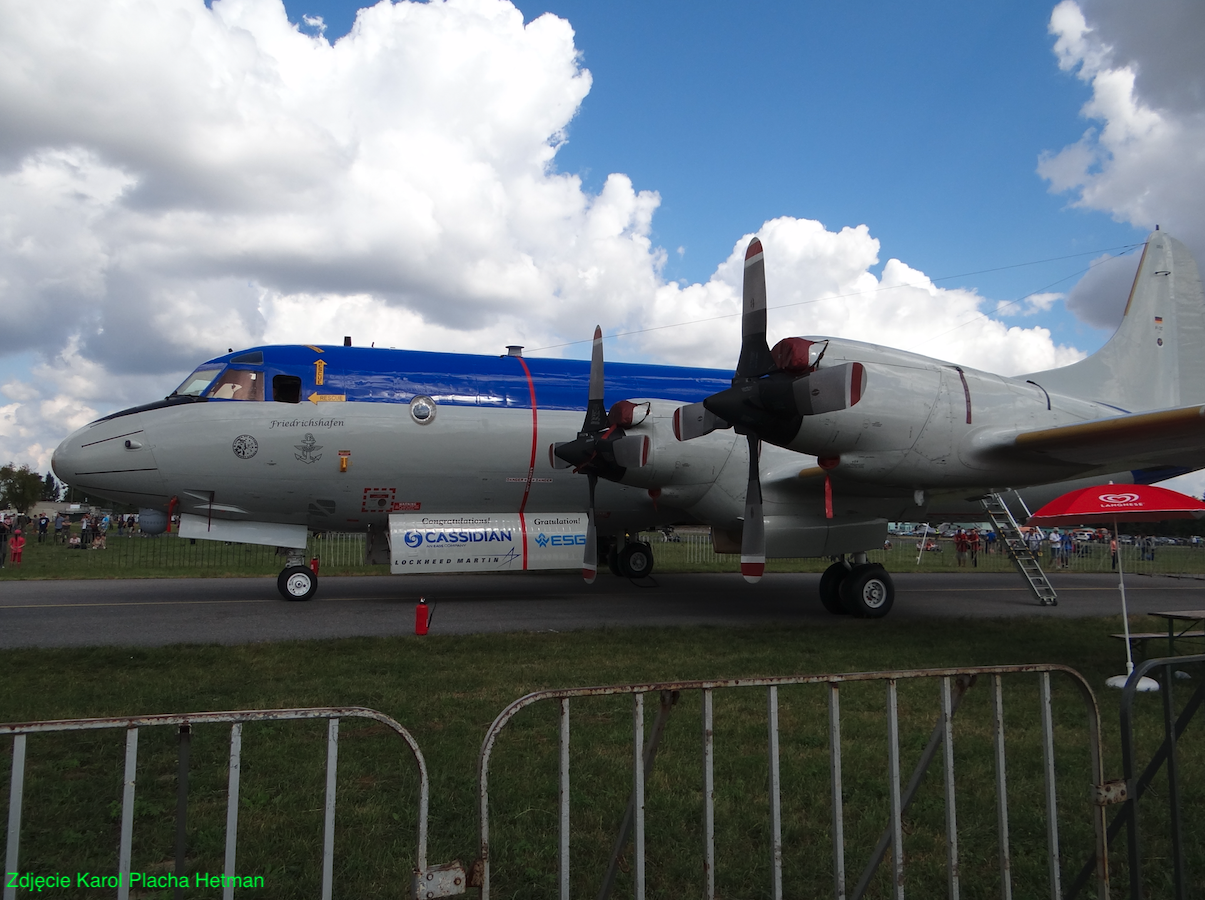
[1,618,1201,898]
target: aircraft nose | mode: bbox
[51,429,86,485]
[52,417,166,503]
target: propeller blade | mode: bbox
[792,362,866,416]
[673,402,729,441]
[582,325,607,433]
[735,238,774,381]
[611,434,650,469]
[583,474,598,583]
[741,434,765,583]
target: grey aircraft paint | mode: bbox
[50,230,1205,594]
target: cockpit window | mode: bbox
[173,366,223,397]
[206,368,264,401]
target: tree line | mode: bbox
[0,464,62,513]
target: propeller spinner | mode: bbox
[551,326,650,583]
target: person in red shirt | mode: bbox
[954,529,970,567]
[9,528,26,566]
[968,528,982,567]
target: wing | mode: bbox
[1010,404,1205,468]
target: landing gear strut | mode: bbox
[819,554,894,618]
[277,548,317,601]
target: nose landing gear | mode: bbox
[277,548,318,601]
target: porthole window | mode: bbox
[410,395,437,425]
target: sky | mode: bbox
[1,0,1204,491]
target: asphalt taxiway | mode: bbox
[2,570,1204,648]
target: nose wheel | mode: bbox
[278,565,317,601]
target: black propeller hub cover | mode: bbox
[703,374,802,447]
[553,430,629,481]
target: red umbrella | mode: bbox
[1026,483,1205,525]
[1028,482,1205,690]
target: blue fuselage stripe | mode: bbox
[207,344,733,408]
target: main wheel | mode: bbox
[840,564,894,618]
[818,561,851,614]
[601,538,622,577]
[616,541,655,579]
[277,565,318,601]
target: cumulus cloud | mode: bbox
[1062,250,1142,329]
[637,219,1083,375]
[0,0,1082,473]
[1039,0,1205,264]
[1069,0,1205,116]
[995,292,1063,318]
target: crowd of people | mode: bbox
[909,524,1181,571]
[0,511,143,566]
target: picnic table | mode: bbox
[1112,609,1205,659]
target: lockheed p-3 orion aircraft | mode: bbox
[52,230,1205,616]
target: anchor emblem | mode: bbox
[294,432,323,464]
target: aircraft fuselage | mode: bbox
[53,346,750,535]
[54,339,1151,539]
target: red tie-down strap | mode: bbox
[818,457,839,520]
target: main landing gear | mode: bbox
[603,535,656,579]
[818,553,894,618]
[277,549,317,601]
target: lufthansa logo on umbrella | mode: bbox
[1098,492,1140,504]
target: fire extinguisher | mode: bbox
[415,596,429,636]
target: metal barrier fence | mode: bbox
[17,664,1201,898]
[1,531,372,573]
[1066,653,1205,900]
[475,665,1109,900]
[8,526,1205,577]
[647,529,1205,576]
[1,707,465,900]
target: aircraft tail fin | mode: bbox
[1027,231,1205,412]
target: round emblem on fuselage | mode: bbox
[232,434,259,459]
[410,395,437,425]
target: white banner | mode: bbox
[388,512,589,574]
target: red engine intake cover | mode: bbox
[770,337,816,373]
[612,402,641,428]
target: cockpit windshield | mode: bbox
[172,366,265,401]
[205,368,264,401]
[173,366,223,397]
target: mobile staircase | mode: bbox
[981,492,1058,606]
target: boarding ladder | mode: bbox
[981,492,1058,606]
